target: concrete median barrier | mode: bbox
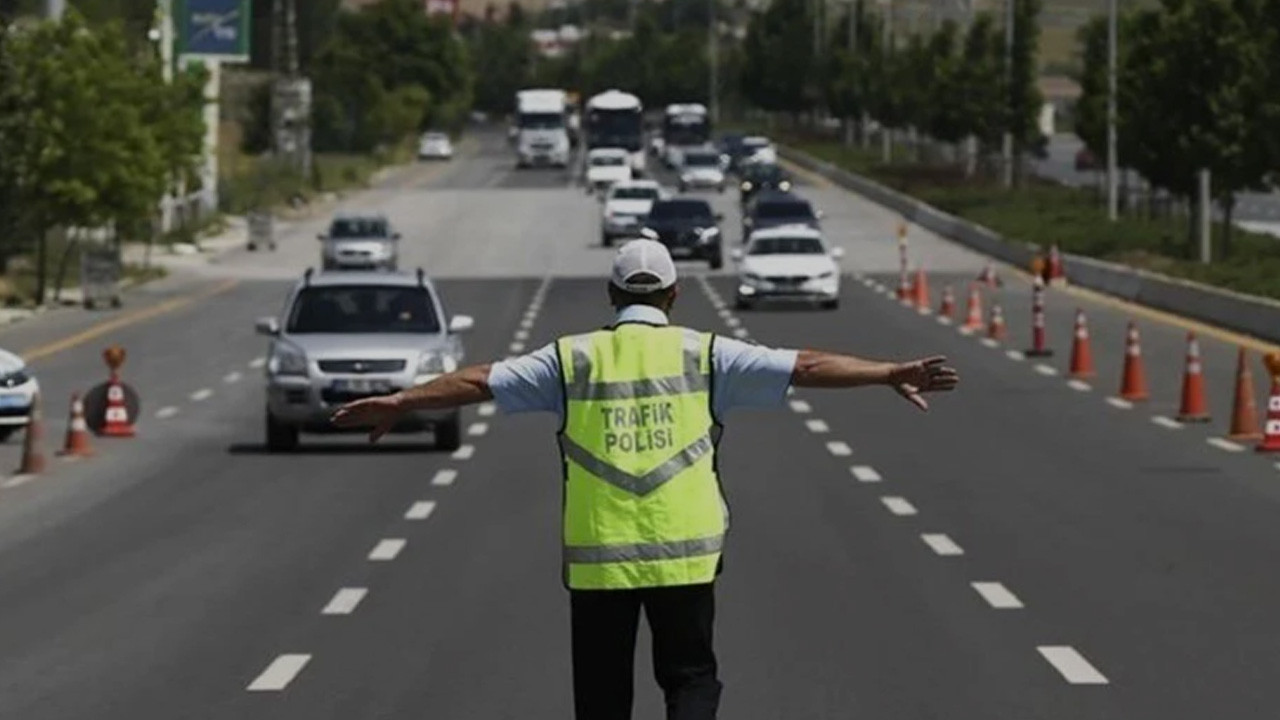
[780,144,1280,345]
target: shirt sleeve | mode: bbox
[710,336,799,419]
[486,342,565,416]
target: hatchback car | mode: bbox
[732,225,844,310]
[318,212,401,271]
[0,348,39,442]
[256,268,475,452]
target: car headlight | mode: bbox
[268,345,308,376]
[0,369,31,388]
[779,180,792,191]
[741,181,752,191]
[816,271,835,280]
[418,352,459,375]
[697,227,720,243]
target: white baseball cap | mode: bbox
[611,239,678,293]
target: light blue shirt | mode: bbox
[487,305,798,421]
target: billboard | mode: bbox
[176,0,251,62]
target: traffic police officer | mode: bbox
[331,239,959,720]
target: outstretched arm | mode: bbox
[330,364,494,442]
[791,351,958,411]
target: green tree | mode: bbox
[740,0,813,117]
[467,18,533,113]
[957,13,1006,164]
[1008,0,1044,182]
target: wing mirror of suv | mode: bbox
[730,248,744,262]
[255,316,281,336]
[830,246,846,260]
[448,315,475,334]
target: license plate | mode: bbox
[331,379,391,394]
[669,246,694,258]
[0,395,26,409]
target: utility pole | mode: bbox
[155,0,176,234]
[1197,169,1211,263]
[1002,0,1014,188]
[709,0,719,124]
[1105,0,1118,220]
[272,0,311,179]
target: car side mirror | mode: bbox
[255,317,280,336]
[448,315,475,334]
[392,232,402,240]
[715,212,724,221]
[640,227,659,240]
[830,246,846,260]
[730,248,744,262]
[316,233,327,241]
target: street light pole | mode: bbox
[1105,0,1118,220]
[1002,0,1014,188]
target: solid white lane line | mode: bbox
[789,400,812,413]
[1034,364,1058,377]
[1151,416,1183,429]
[1106,397,1134,409]
[881,496,918,516]
[247,654,311,691]
[1037,646,1109,685]
[826,441,853,456]
[509,342,526,353]
[805,419,830,434]
[190,388,213,401]
[850,465,882,482]
[1,475,35,489]
[1006,349,1025,361]
[249,357,266,369]
[732,328,749,339]
[224,371,242,384]
[1207,437,1246,453]
[1067,379,1092,392]
[368,538,406,561]
[971,582,1024,609]
[431,469,458,486]
[478,403,496,417]
[515,329,530,341]
[467,422,489,437]
[405,500,437,520]
[451,445,475,460]
[981,338,999,348]
[321,587,368,615]
[921,533,964,556]
[155,406,179,419]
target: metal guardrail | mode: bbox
[779,143,1280,345]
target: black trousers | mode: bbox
[570,583,723,720]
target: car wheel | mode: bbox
[0,427,17,443]
[602,232,613,248]
[435,415,462,452]
[708,252,723,271]
[734,297,753,311]
[265,411,299,452]
[821,299,840,310]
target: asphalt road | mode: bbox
[0,128,1278,719]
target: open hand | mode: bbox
[888,356,959,411]
[330,394,404,443]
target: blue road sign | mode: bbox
[177,0,250,61]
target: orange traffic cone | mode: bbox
[977,263,998,288]
[1118,322,1149,402]
[1069,309,1095,378]
[1047,244,1066,286]
[938,286,955,320]
[1025,276,1053,357]
[1227,348,1262,441]
[913,267,931,312]
[58,393,94,457]
[1176,333,1210,422]
[101,379,136,438]
[16,393,46,475]
[1258,353,1280,452]
[961,284,983,332]
[987,303,1006,341]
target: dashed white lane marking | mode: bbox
[789,400,812,413]
[971,582,1024,609]
[1067,379,1092,392]
[368,539,406,561]
[321,587,368,615]
[510,342,526,353]
[249,357,266,369]
[405,500,437,520]
[732,328,749,339]
[1151,416,1183,430]
[1207,437,1246,453]
[431,469,458,486]
[921,533,964,556]
[478,403,496,417]
[155,406,179,419]
[451,445,475,460]
[467,423,489,437]
[826,441,853,456]
[1,474,35,489]
[1033,364,1058,377]
[224,371,242,384]
[725,316,741,328]
[805,419,830,433]
[881,496,918,516]
[850,465,882,482]
[190,388,213,402]
[515,329,529,341]
[1106,397,1134,409]
[1037,646,1109,685]
[247,654,311,691]
[718,308,732,318]
[1006,349,1025,361]
[519,319,534,330]
[980,338,999,348]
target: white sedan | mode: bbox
[732,225,844,310]
[0,348,40,441]
[600,179,663,246]
[678,148,727,192]
[585,148,633,194]
[418,132,453,160]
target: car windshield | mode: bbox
[422,133,447,142]
[743,137,770,149]
[518,112,564,129]
[329,218,389,239]
[612,186,659,200]
[685,153,719,167]
[749,236,826,255]
[746,165,786,182]
[753,201,813,219]
[591,155,626,166]
[287,286,440,334]
[649,200,713,220]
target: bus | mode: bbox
[584,89,645,177]
[660,103,711,167]
[514,89,571,168]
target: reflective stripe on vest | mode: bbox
[557,325,726,590]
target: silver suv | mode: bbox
[318,212,400,271]
[255,268,475,452]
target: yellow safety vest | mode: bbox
[556,324,727,590]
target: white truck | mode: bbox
[514,89,571,168]
[584,89,645,177]
[661,103,711,169]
